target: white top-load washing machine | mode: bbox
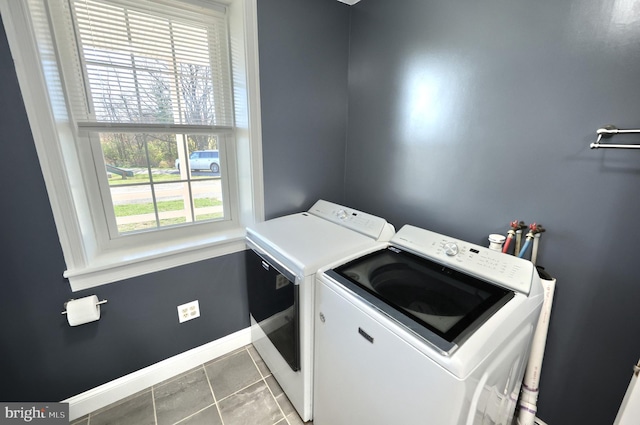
[313,225,544,425]
[245,200,395,421]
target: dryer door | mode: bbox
[246,248,300,371]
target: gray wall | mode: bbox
[257,0,350,218]
[345,0,640,424]
[5,0,635,423]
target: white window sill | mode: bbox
[64,227,247,292]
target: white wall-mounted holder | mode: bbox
[590,125,640,149]
[61,298,108,314]
[62,296,108,326]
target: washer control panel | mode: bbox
[443,242,459,257]
[308,200,395,242]
[392,225,535,295]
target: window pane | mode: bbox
[111,184,157,233]
[103,133,181,186]
[73,0,232,126]
[182,135,221,179]
[192,180,224,222]
[99,132,225,234]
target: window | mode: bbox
[68,0,234,235]
[1,0,264,290]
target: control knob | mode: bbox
[444,242,459,257]
[336,209,348,220]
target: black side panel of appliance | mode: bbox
[246,249,300,371]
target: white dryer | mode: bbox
[313,225,544,425]
[245,200,395,421]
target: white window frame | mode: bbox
[0,0,264,291]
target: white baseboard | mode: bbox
[64,327,251,421]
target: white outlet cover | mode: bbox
[177,300,200,323]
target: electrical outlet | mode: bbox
[177,300,200,323]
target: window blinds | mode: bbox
[67,0,233,127]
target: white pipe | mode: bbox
[517,277,556,425]
[488,234,506,251]
[515,229,523,257]
[613,359,640,425]
[531,234,541,265]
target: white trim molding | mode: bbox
[1,0,89,269]
[63,327,251,421]
[64,229,247,291]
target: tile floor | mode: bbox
[70,345,310,425]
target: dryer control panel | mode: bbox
[392,225,536,295]
[308,200,395,242]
